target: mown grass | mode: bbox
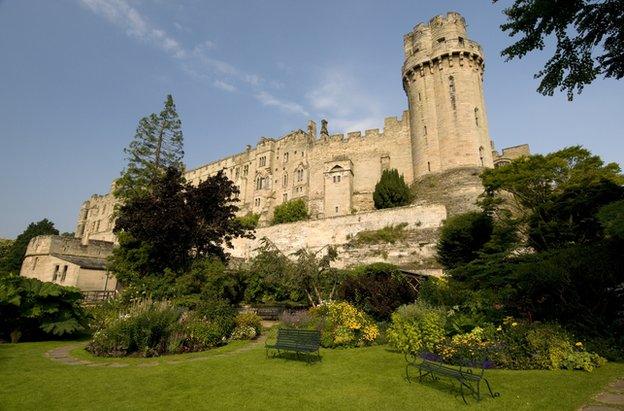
[0,339,622,410]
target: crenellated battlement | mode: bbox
[71,12,527,247]
[402,11,483,82]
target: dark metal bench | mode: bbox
[405,354,499,404]
[265,328,321,363]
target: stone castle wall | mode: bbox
[71,11,529,265]
[229,203,446,269]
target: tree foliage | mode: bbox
[0,219,58,276]
[0,276,87,342]
[114,94,184,201]
[111,167,251,283]
[597,199,624,240]
[243,239,342,307]
[272,199,308,224]
[496,0,624,99]
[339,263,419,321]
[441,146,624,338]
[373,169,412,209]
[437,212,494,270]
[480,146,623,251]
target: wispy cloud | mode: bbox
[306,68,383,132]
[255,91,309,117]
[214,80,236,92]
[80,0,186,59]
[79,0,309,118]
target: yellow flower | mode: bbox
[511,322,518,327]
[575,341,583,347]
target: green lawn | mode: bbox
[1,338,622,410]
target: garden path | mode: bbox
[580,378,624,411]
[44,333,268,368]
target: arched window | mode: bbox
[449,76,456,111]
[474,107,480,126]
[479,146,485,167]
[283,173,288,188]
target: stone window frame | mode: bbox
[52,264,60,281]
[259,156,267,167]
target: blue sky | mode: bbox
[1,0,623,238]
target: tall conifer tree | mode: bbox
[114,94,184,201]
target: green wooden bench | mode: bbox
[265,328,321,363]
[405,353,499,404]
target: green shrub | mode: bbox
[348,223,409,245]
[309,301,379,348]
[437,326,496,366]
[338,262,417,321]
[373,169,412,209]
[176,313,228,352]
[231,312,262,340]
[87,299,181,357]
[272,199,308,224]
[86,298,237,357]
[194,299,237,338]
[0,275,87,342]
[485,319,607,371]
[562,351,607,372]
[237,213,261,230]
[386,302,446,354]
[436,212,493,270]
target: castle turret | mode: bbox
[403,12,494,179]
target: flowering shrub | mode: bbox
[438,326,496,367]
[87,299,236,357]
[436,317,607,372]
[386,302,446,354]
[279,309,312,328]
[231,312,262,340]
[309,301,379,348]
[87,299,181,357]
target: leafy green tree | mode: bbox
[480,146,623,251]
[0,219,58,275]
[496,0,624,99]
[0,276,87,342]
[373,169,412,209]
[290,246,341,307]
[0,239,13,263]
[111,167,251,284]
[272,199,308,224]
[436,212,494,270]
[597,199,624,240]
[244,238,294,303]
[114,94,184,201]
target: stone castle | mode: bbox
[21,12,529,290]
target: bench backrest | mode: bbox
[276,328,320,347]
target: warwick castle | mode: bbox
[21,12,529,290]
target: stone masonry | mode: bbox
[23,12,530,289]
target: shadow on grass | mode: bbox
[406,373,500,405]
[266,350,322,364]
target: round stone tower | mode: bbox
[402,12,494,179]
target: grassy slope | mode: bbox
[1,340,623,410]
